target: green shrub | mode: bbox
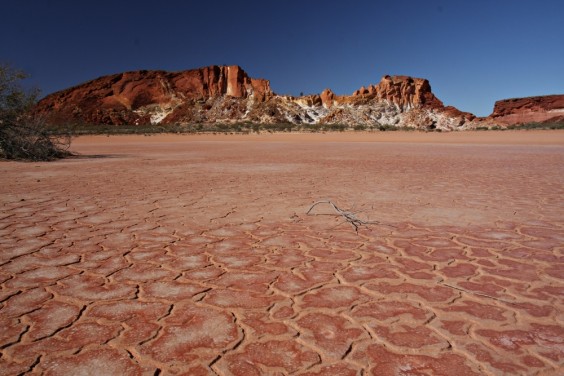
[378,124,398,131]
[507,122,564,130]
[0,65,71,161]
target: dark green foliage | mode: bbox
[506,122,564,130]
[0,65,71,161]
[54,121,454,135]
[472,122,564,131]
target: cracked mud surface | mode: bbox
[1,132,563,375]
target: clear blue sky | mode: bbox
[2,0,563,116]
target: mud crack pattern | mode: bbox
[1,135,563,375]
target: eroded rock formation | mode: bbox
[352,75,443,109]
[35,65,272,125]
[35,65,562,131]
[489,94,564,125]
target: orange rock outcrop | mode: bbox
[35,65,272,125]
[489,94,564,125]
[352,75,444,110]
[34,65,562,129]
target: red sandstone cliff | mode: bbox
[36,65,562,130]
[36,65,272,125]
[488,94,564,125]
[302,75,446,110]
[352,75,444,109]
[39,67,475,129]
[295,75,475,129]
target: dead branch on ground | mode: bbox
[439,282,517,305]
[306,200,382,233]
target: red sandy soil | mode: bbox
[1,131,563,375]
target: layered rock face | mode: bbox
[36,65,272,125]
[42,65,563,131]
[253,75,475,130]
[489,95,564,125]
[353,75,443,109]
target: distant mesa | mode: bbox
[490,94,564,125]
[35,65,273,126]
[35,65,564,131]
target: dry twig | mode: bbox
[306,200,380,232]
[439,282,517,305]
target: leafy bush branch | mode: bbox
[0,64,71,161]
